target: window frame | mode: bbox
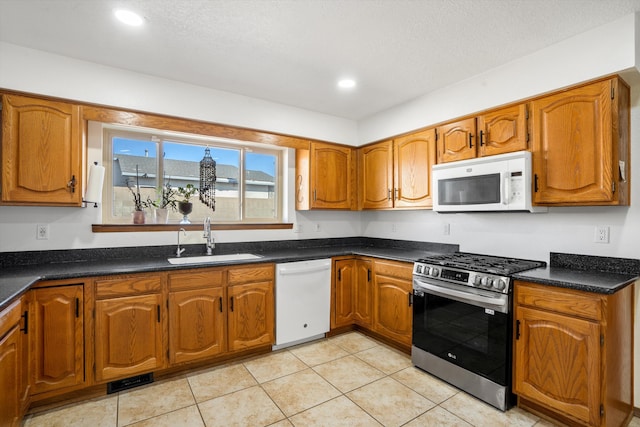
[101,124,284,225]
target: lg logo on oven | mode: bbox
[447,352,457,360]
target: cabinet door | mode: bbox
[394,128,436,208]
[531,80,614,204]
[436,118,476,163]
[353,259,373,327]
[310,142,354,209]
[514,306,600,426]
[31,286,84,394]
[477,103,529,157]
[0,300,21,427]
[360,141,393,209]
[169,287,225,364]
[95,294,164,382]
[333,259,355,328]
[227,281,274,352]
[373,273,412,346]
[0,325,19,427]
[1,94,82,206]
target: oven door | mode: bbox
[412,278,511,386]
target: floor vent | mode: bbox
[107,373,154,394]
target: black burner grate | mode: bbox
[417,252,545,275]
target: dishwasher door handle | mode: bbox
[278,264,331,276]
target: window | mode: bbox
[103,126,283,224]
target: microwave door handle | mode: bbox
[502,172,510,205]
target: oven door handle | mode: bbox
[414,280,509,314]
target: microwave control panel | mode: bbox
[509,171,524,204]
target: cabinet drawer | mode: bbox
[0,299,21,339]
[227,264,274,285]
[374,260,412,281]
[168,269,224,291]
[95,275,162,299]
[515,281,602,321]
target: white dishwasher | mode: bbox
[274,258,332,350]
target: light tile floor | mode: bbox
[23,332,640,427]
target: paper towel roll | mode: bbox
[85,163,105,204]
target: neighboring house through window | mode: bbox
[102,125,283,224]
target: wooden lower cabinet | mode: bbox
[94,274,165,383]
[331,257,412,348]
[332,258,355,328]
[227,264,275,351]
[168,269,226,364]
[31,285,84,395]
[0,300,21,427]
[372,260,413,346]
[513,281,634,427]
[354,259,373,327]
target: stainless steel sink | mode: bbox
[167,253,262,265]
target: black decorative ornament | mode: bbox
[199,147,217,211]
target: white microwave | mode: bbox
[432,151,547,213]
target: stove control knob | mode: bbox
[480,276,490,287]
[473,276,482,286]
[416,265,423,274]
[495,279,507,291]
[430,268,440,278]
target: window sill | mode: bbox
[92,223,293,233]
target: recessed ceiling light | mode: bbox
[114,9,144,26]
[337,78,356,89]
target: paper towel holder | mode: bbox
[84,161,105,208]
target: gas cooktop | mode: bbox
[417,252,545,276]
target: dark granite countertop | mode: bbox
[514,252,639,294]
[3,240,638,310]
[0,237,456,310]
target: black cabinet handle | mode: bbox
[534,174,539,193]
[157,305,161,323]
[67,175,76,193]
[219,298,223,313]
[230,297,234,312]
[20,311,28,334]
[367,269,371,282]
[468,133,474,149]
[479,130,485,146]
[338,269,341,281]
[408,292,413,307]
[516,319,521,340]
[75,298,80,318]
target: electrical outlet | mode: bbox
[314,223,321,232]
[391,223,397,232]
[293,223,302,233]
[36,224,49,240]
[443,223,451,235]
[594,225,610,244]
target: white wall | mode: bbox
[1,12,640,407]
[358,12,640,407]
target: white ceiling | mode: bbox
[2,0,640,120]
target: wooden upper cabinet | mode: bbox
[531,77,630,205]
[359,129,436,210]
[31,285,84,395]
[296,142,355,210]
[360,140,393,209]
[436,117,476,163]
[477,103,529,157]
[1,94,83,206]
[437,105,529,164]
[394,129,436,208]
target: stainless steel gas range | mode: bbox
[411,252,545,411]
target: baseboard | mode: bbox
[634,406,640,417]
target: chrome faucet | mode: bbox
[204,217,215,255]
[176,228,186,257]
